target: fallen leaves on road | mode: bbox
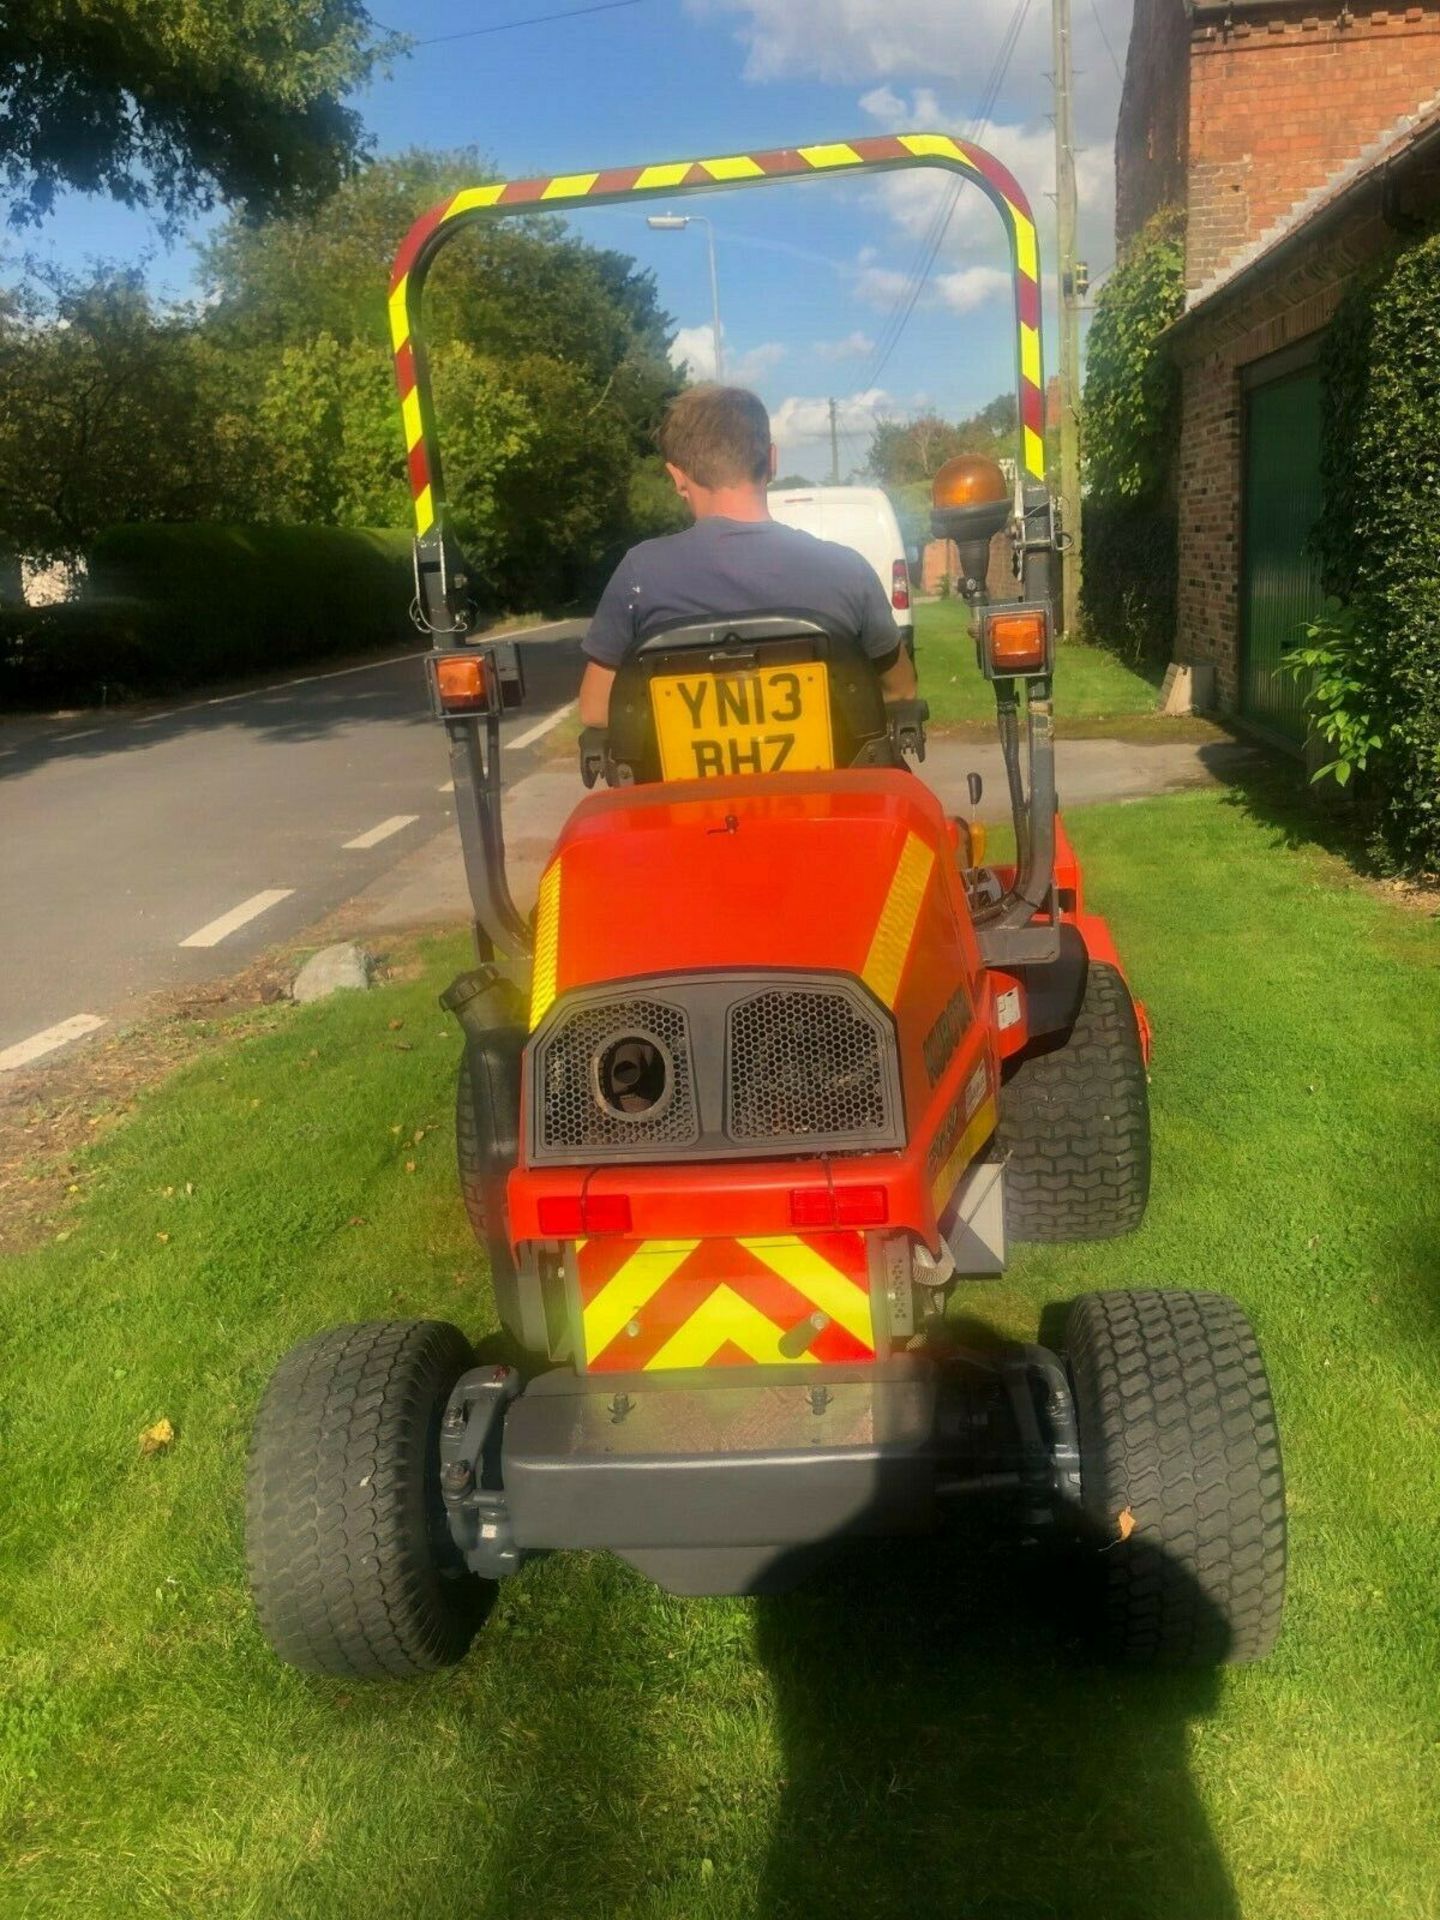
[1115,1507,1136,1542]
[139,1418,175,1455]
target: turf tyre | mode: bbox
[247,1318,483,1677]
[1067,1289,1286,1665]
[997,960,1149,1241]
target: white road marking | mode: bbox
[179,889,294,949]
[509,700,576,752]
[55,728,102,742]
[125,624,578,731]
[343,814,419,851]
[0,1013,106,1072]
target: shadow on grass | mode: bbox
[754,1525,1236,1920]
[1196,724,1383,872]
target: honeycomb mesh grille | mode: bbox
[537,998,697,1153]
[727,989,889,1142]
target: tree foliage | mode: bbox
[1080,206,1186,664]
[0,266,235,559]
[0,0,397,227]
[865,397,1016,487]
[0,151,681,612]
[1309,229,1440,874]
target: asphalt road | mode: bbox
[0,623,587,1070]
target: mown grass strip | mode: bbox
[2,783,1437,1919]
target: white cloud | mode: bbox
[688,1,1134,281]
[933,266,1012,314]
[770,388,895,468]
[669,322,785,386]
[814,329,876,361]
[850,260,1009,317]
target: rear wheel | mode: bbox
[1066,1289,1286,1665]
[246,1319,483,1677]
[997,960,1149,1241]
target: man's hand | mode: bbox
[579,660,617,727]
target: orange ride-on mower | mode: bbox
[246,135,1286,1677]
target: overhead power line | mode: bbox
[402,0,646,49]
[1090,0,1124,82]
[844,0,1033,406]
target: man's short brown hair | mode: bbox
[658,385,771,488]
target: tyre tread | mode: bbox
[246,1319,480,1677]
[1068,1288,1286,1664]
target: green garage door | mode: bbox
[1242,364,1325,746]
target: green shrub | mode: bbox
[1,523,414,708]
[1080,207,1186,665]
[1314,229,1440,874]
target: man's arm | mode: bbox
[579,660,618,726]
[579,552,642,726]
[878,647,918,700]
[852,556,915,698]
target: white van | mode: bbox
[767,484,914,649]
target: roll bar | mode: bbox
[390,133,1061,970]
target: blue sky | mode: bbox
[20,0,1135,475]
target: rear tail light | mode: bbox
[583,1194,633,1234]
[536,1193,633,1236]
[891,560,911,611]
[980,605,1051,678]
[433,652,490,713]
[789,1185,889,1228]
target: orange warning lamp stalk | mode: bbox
[930,454,1012,598]
[931,453,1009,512]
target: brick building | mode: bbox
[1116,1,1440,740]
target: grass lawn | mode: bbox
[4,779,1439,1919]
[915,597,1162,728]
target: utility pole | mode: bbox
[1051,0,1084,638]
[828,397,840,484]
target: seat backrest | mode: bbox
[604,613,896,786]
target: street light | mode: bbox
[646,212,723,382]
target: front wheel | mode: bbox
[997,960,1150,1242]
[1067,1289,1286,1666]
[246,1319,484,1677]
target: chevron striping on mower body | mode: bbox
[576,1232,876,1372]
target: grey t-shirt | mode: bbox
[583,516,901,668]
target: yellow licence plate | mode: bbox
[650,662,834,781]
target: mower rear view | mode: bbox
[244,134,1286,1681]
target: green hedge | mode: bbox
[1,524,414,708]
[1080,207,1186,665]
[1314,230,1440,875]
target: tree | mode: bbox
[197,151,681,605]
[866,399,1016,487]
[0,0,398,227]
[0,265,239,559]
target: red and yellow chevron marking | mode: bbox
[575,1232,876,1372]
[390,133,1046,537]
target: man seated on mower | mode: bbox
[578,384,918,725]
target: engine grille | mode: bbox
[535,997,698,1154]
[727,988,890,1143]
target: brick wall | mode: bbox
[1187,3,1440,286]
